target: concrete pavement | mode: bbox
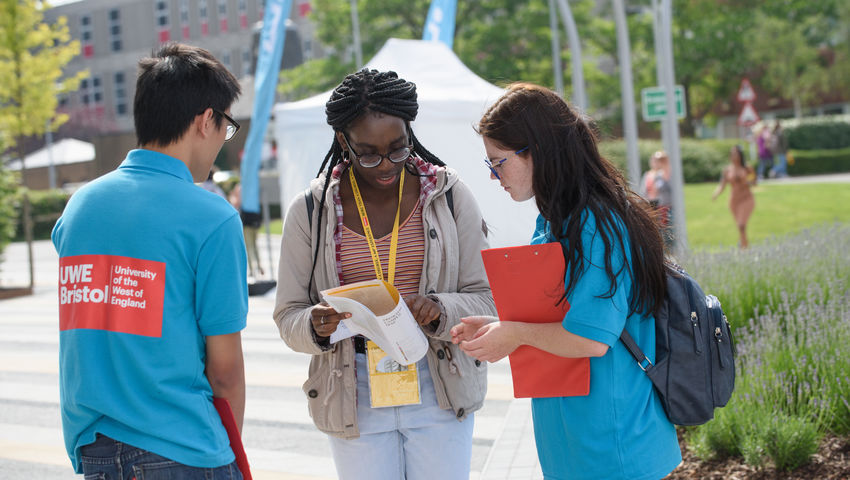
[0,235,541,479]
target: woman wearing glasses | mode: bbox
[273,69,495,479]
[453,83,681,480]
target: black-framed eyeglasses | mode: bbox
[342,133,412,168]
[212,109,240,141]
[484,146,529,180]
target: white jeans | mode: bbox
[328,353,474,480]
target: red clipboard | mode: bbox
[213,397,252,480]
[481,242,590,398]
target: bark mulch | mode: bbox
[667,431,850,479]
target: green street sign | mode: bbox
[641,86,686,121]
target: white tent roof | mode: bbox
[274,38,538,248]
[7,138,95,171]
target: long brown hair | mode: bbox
[477,83,666,316]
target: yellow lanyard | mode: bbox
[348,167,405,286]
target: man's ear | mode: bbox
[196,108,215,139]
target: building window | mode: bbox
[92,76,103,104]
[80,78,89,105]
[179,0,190,39]
[297,0,311,17]
[222,51,231,71]
[242,47,252,76]
[218,0,228,32]
[80,15,93,58]
[238,0,247,28]
[199,0,209,36]
[80,76,103,109]
[114,72,127,116]
[109,9,122,52]
[155,0,170,42]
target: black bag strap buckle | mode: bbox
[620,330,653,372]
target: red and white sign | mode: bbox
[59,254,166,337]
[737,102,760,127]
[736,78,757,103]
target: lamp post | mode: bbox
[612,0,640,189]
[553,0,587,111]
[349,0,363,68]
[548,0,564,97]
[655,0,688,253]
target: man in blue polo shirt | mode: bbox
[52,43,248,479]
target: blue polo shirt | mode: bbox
[529,212,681,480]
[52,149,248,472]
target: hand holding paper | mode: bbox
[321,279,428,365]
[310,304,351,339]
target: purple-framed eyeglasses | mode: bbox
[484,146,529,179]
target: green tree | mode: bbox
[0,165,19,262]
[666,0,758,133]
[278,0,625,117]
[747,13,830,119]
[0,0,84,287]
[0,0,86,177]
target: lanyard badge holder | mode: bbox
[349,168,421,408]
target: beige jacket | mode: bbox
[273,165,496,439]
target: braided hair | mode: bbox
[308,69,446,294]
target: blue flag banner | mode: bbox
[422,0,457,49]
[240,0,292,214]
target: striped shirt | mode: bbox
[330,156,439,289]
[339,199,425,297]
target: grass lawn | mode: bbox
[267,181,850,249]
[685,181,850,250]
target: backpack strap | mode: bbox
[620,330,653,371]
[445,186,454,217]
[304,188,314,228]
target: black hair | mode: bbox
[733,145,747,167]
[477,83,666,317]
[134,42,241,147]
[308,69,445,293]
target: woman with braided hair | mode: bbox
[273,69,496,479]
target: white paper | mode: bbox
[321,280,429,365]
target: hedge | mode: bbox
[599,138,740,184]
[784,120,850,151]
[0,168,20,258]
[787,147,850,176]
[14,189,71,242]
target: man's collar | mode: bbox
[120,149,194,183]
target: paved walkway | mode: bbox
[0,235,541,479]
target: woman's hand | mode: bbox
[404,294,442,326]
[311,303,350,338]
[453,317,521,363]
[450,316,491,344]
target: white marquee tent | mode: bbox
[7,138,95,170]
[273,38,539,248]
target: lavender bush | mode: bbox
[683,224,850,470]
[683,223,850,331]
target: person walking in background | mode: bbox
[51,43,247,478]
[452,83,681,480]
[713,145,756,248]
[639,150,673,248]
[756,125,775,179]
[229,182,264,279]
[273,69,496,480]
[771,120,789,178]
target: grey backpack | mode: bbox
[620,263,736,426]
